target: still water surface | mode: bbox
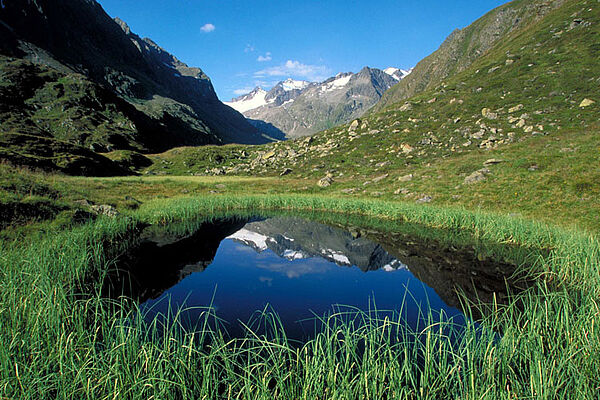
[112,216,518,339]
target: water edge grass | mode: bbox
[1,194,598,399]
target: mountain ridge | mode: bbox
[225,67,410,138]
[0,0,271,174]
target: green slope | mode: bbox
[374,0,569,111]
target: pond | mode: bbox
[108,215,526,340]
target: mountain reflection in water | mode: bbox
[106,216,525,339]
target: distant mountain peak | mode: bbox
[384,67,412,81]
[232,66,410,138]
[280,78,311,91]
[225,87,272,113]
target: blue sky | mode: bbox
[97,0,507,101]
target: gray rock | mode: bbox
[89,205,119,218]
[317,176,333,187]
[373,174,389,183]
[464,168,491,184]
[508,104,524,113]
[481,108,498,120]
[483,159,503,166]
[399,103,413,112]
[416,195,432,203]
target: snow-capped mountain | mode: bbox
[225,87,271,113]
[280,78,311,91]
[227,66,411,138]
[225,79,313,113]
[383,67,413,81]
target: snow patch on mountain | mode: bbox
[384,67,412,81]
[321,248,351,265]
[382,259,409,272]
[281,78,310,91]
[320,73,352,93]
[225,88,272,113]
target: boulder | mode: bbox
[262,150,276,160]
[416,195,432,203]
[483,159,503,166]
[508,104,524,113]
[317,176,333,187]
[481,108,498,120]
[400,144,414,154]
[464,168,491,184]
[399,103,413,112]
[372,174,389,183]
[89,204,119,218]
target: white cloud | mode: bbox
[233,87,255,95]
[257,52,272,62]
[200,23,215,33]
[255,60,331,81]
[244,44,255,53]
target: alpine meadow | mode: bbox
[0,0,599,399]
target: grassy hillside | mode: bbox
[374,0,568,110]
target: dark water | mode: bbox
[108,216,524,340]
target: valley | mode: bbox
[0,0,599,398]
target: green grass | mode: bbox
[1,194,599,399]
[0,1,599,397]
